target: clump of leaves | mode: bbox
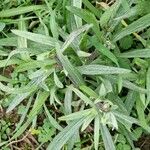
[0,0,150,150]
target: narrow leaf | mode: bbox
[91,36,119,66]
[100,123,115,150]
[44,104,63,131]
[119,49,150,58]
[78,65,131,75]
[114,13,150,41]
[94,116,100,150]
[0,5,45,17]
[12,30,58,46]
[47,118,85,150]
[67,6,102,41]
[54,71,64,88]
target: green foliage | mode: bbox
[0,0,149,149]
[37,119,56,143]
[137,0,150,15]
[119,36,133,50]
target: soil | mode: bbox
[135,134,150,150]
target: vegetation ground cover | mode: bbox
[0,0,150,149]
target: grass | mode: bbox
[0,0,150,149]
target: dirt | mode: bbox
[135,134,150,150]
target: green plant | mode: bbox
[0,0,150,149]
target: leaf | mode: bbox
[119,125,135,149]
[59,109,91,121]
[0,5,45,17]
[0,22,5,31]
[79,85,98,98]
[78,65,131,75]
[136,99,150,132]
[125,91,137,115]
[15,60,56,72]
[64,87,72,115]
[47,118,85,150]
[12,30,58,47]
[0,75,11,82]
[81,113,95,131]
[61,24,92,52]
[69,85,94,106]
[108,112,118,130]
[58,26,81,52]
[73,0,82,28]
[146,67,150,106]
[50,11,59,39]
[100,123,115,150]
[0,37,17,46]
[54,71,64,88]
[66,6,102,41]
[6,93,30,113]
[0,49,8,56]
[11,91,49,141]
[94,116,100,150]
[0,58,23,68]
[114,13,150,41]
[77,50,91,57]
[91,36,119,66]
[119,36,133,50]
[28,91,49,118]
[106,75,147,94]
[100,0,121,27]
[18,15,30,60]
[119,49,150,58]
[113,111,138,130]
[0,79,36,94]
[10,119,31,140]
[4,49,32,67]
[44,105,63,131]
[0,82,35,94]
[114,6,138,20]
[82,0,100,18]
[56,45,85,86]
[108,94,128,115]
[1,69,52,95]
[14,96,33,132]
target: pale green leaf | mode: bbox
[47,118,85,150]
[54,71,64,88]
[94,116,100,150]
[78,65,131,75]
[44,104,63,131]
[0,5,45,17]
[66,6,102,41]
[59,109,91,121]
[91,36,119,66]
[114,13,150,41]
[12,30,58,46]
[119,49,150,58]
[100,0,121,27]
[100,123,115,150]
